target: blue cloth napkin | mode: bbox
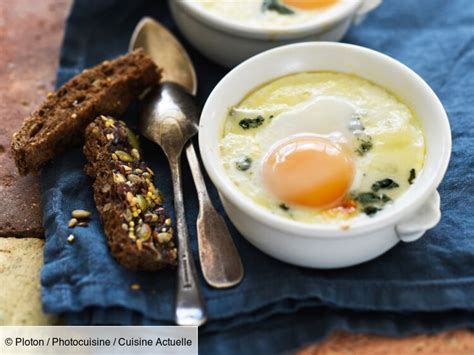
[41,0,474,353]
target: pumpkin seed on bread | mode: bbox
[84,116,177,271]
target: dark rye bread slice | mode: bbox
[84,116,177,271]
[11,49,161,175]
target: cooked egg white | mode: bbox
[191,0,350,29]
[256,97,358,149]
[219,72,426,224]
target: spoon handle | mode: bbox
[169,155,207,326]
[185,143,244,288]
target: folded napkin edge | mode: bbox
[41,276,474,323]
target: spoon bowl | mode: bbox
[140,83,199,158]
[131,17,197,95]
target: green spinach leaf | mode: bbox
[262,0,294,15]
[239,115,265,129]
[408,168,416,184]
[363,206,381,216]
[371,178,399,192]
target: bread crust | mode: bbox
[11,49,160,175]
[84,116,177,271]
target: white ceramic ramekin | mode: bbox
[169,0,382,67]
[199,42,451,269]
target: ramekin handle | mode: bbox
[395,191,441,243]
[353,0,382,25]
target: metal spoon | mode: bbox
[140,82,206,326]
[130,17,244,289]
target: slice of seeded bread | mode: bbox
[84,116,177,271]
[11,49,160,175]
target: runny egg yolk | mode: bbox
[262,136,354,209]
[283,0,338,10]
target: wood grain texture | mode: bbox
[0,0,472,353]
[0,0,71,237]
[296,331,474,355]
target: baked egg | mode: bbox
[219,72,425,224]
[193,0,348,29]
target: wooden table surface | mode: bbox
[0,1,472,353]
